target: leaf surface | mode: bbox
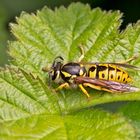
[2,2,140,139]
[119,101,140,139]
[0,109,136,140]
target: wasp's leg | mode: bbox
[79,84,90,98]
[83,83,102,91]
[101,88,114,93]
[78,44,85,62]
[55,82,70,91]
[119,55,138,64]
[84,83,115,93]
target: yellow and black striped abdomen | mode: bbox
[87,64,132,83]
[88,64,108,80]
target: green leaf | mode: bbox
[2,2,140,139]
[0,67,136,139]
[0,67,60,121]
[9,3,123,73]
[118,22,140,87]
[8,2,140,110]
[0,109,136,140]
[119,101,140,139]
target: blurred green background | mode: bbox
[0,0,140,66]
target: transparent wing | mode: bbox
[79,62,140,70]
[74,77,140,92]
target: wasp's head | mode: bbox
[49,56,64,83]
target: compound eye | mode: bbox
[50,70,60,81]
[52,56,64,68]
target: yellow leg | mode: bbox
[101,88,114,93]
[119,55,138,64]
[79,84,90,98]
[83,83,102,91]
[55,82,70,91]
[78,44,85,62]
[84,83,114,93]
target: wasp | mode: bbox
[43,47,140,98]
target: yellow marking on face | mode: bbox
[56,71,60,80]
[79,69,84,76]
[61,71,71,77]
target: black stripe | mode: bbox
[96,65,108,79]
[89,66,96,72]
[108,66,116,80]
[88,66,96,76]
[116,68,121,72]
[108,66,115,71]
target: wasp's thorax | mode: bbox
[49,57,87,84]
[60,63,87,84]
